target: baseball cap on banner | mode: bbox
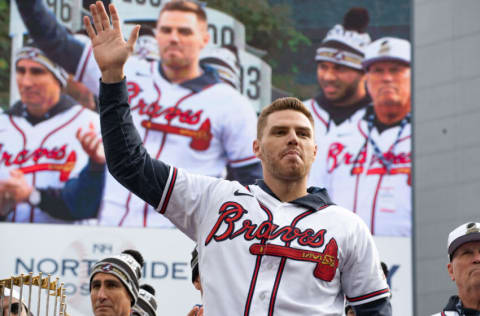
[200,45,241,90]
[447,222,480,261]
[89,249,144,306]
[131,284,158,316]
[15,46,69,88]
[362,37,411,70]
[315,7,371,70]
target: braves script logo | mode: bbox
[205,202,339,281]
[327,142,411,179]
[127,81,212,150]
[0,144,77,182]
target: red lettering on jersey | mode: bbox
[0,144,76,182]
[327,142,410,175]
[205,202,247,244]
[327,142,366,173]
[127,81,142,103]
[205,201,327,248]
[128,81,203,124]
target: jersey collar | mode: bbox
[444,295,480,315]
[6,94,77,126]
[255,179,334,210]
[158,62,220,92]
[314,92,371,127]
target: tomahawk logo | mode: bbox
[101,264,113,272]
[127,81,213,150]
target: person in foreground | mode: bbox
[433,222,480,315]
[89,249,144,316]
[84,2,391,315]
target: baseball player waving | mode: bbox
[84,2,392,315]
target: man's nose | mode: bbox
[322,69,336,81]
[18,72,34,86]
[168,29,180,42]
[287,130,299,145]
[473,250,480,263]
[380,71,394,82]
[97,286,108,300]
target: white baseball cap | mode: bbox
[448,222,480,260]
[315,8,371,71]
[362,37,411,70]
[200,46,241,90]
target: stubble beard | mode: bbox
[324,79,361,106]
[267,156,307,181]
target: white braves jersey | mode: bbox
[322,115,411,237]
[0,105,100,223]
[304,98,367,189]
[157,167,390,316]
[76,45,259,227]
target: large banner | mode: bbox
[1,223,198,316]
[2,0,411,315]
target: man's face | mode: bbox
[447,241,480,301]
[367,61,411,124]
[316,61,364,106]
[156,10,209,70]
[1,297,27,316]
[90,273,132,316]
[254,110,317,182]
[16,59,61,116]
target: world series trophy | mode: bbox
[1,272,69,316]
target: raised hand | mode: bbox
[83,1,140,83]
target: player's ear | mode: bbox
[197,19,210,48]
[313,144,318,158]
[201,26,210,48]
[253,139,261,159]
[447,263,455,281]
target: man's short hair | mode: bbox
[159,0,207,23]
[257,97,314,139]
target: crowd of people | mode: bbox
[1,0,470,315]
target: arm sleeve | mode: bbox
[342,217,391,306]
[353,298,392,316]
[15,0,84,74]
[39,160,106,220]
[99,78,170,207]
